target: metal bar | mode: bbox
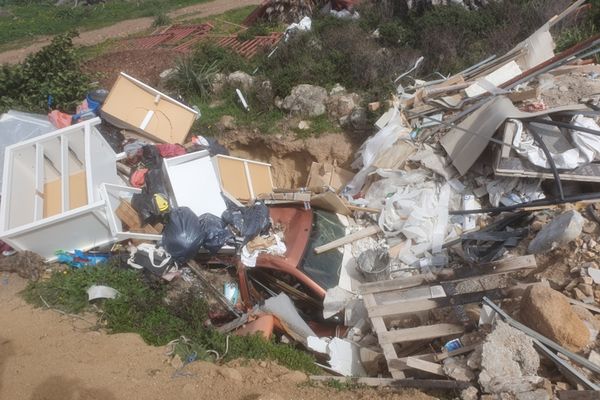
[482,297,600,375]
[534,339,600,390]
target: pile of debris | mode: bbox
[4,0,600,398]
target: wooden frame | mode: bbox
[213,154,274,201]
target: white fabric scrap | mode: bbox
[241,235,287,267]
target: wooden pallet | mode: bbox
[362,255,537,378]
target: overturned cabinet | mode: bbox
[0,118,119,260]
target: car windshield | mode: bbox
[299,210,345,290]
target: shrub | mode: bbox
[152,13,171,28]
[0,31,91,113]
[190,42,254,75]
[167,58,219,99]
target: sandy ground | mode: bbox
[0,273,437,400]
[0,0,261,65]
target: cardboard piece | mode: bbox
[215,155,274,201]
[306,162,354,192]
[101,72,198,144]
[465,61,523,98]
[311,191,351,215]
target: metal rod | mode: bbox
[482,297,600,375]
[527,123,564,200]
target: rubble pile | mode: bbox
[3,0,600,398]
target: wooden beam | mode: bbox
[378,324,464,345]
[309,376,471,390]
[367,288,505,318]
[568,298,600,314]
[404,357,445,376]
[557,390,600,400]
[314,225,381,254]
[363,293,405,379]
[359,255,536,295]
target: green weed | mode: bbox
[0,0,211,48]
[23,265,319,373]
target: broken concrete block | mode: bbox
[528,210,584,254]
[479,321,541,395]
[443,357,475,382]
[281,84,328,117]
[520,284,590,352]
[461,386,478,400]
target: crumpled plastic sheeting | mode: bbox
[345,108,406,196]
[365,169,450,253]
[284,16,312,41]
[486,177,545,207]
[511,116,600,170]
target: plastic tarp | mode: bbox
[510,116,600,170]
[0,111,54,186]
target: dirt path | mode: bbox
[0,0,260,65]
[0,274,436,400]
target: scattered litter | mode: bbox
[87,285,119,301]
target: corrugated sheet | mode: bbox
[121,23,214,51]
[215,32,283,58]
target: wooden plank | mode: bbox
[404,357,445,376]
[364,293,405,379]
[378,324,464,345]
[359,255,536,295]
[568,298,600,314]
[358,274,428,295]
[314,225,380,254]
[309,375,470,390]
[557,390,600,400]
[367,288,505,318]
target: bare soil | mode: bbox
[0,273,436,400]
[0,0,261,65]
[219,130,360,188]
[83,48,179,89]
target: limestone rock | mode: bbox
[282,84,328,117]
[520,284,589,351]
[298,120,311,130]
[326,92,361,119]
[528,210,584,254]
[479,321,541,395]
[329,83,346,96]
[211,73,227,95]
[227,71,255,92]
[461,386,478,400]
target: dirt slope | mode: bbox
[0,0,261,65]
[0,273,436,400]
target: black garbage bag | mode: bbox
[222,200,270,245]
[221,199,245,234]
[198,213,234,254]
[145,168,168,197]
[131,193,159,225]
[162,207,206,263]
[240,201,270,244]
[142,145,162,169]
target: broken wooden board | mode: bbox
[115,200,161,234]
[314,225,381,254]
[310,191,351,216]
